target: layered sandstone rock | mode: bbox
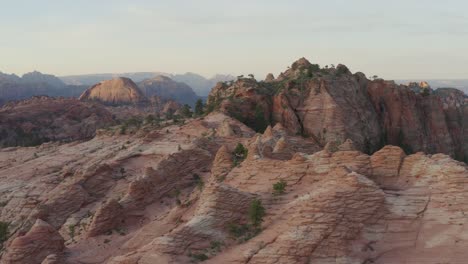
[0,109,467,263]
[207,57,467,161]
[2,219,64,264]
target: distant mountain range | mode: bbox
[0,71,88,105]
[60,72,235,96]
[1,70,466,107]
[396,79,468,94]
[0,70,231,107]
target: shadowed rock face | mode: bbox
[79,77,147,105]
[0,96,114,147]
[207,58,468,161]
[138,76,199,106]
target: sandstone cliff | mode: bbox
[207,58,468,162]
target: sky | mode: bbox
[0,0,467,79]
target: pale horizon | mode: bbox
[1,0,467,80]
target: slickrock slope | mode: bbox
[0,96,114,147]
[79,78,147,105]
[1,219,64,264]
[0,108,467,263]
[207,58,467,162]
[138,76,199,106]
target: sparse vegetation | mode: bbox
[210,240,223,252]
[233,143,248,167]
[144,114,155,124]
[227,222,261,242]
[249,198,265,227]
[0,221,9,245]
[421,88,430,97]
[181,104,193,118]
[272,179,287,195]
[193,174,204,190]
[194,99,204,116]
[165,109,175,120]
[228,223,250,238]
[68,224,76,241]
[205,96,222,114]
[190,252,209,262]
[115,227,127,236]
[253,104,268,133]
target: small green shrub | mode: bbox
[210,240,223,252]
[227,223,261,242]
[194,99,205,116]
[0,221,9,244]
[228,223,250,238]
[272,179,287,195]
[191,253,209,262]
[193,174,204,190]
[181,104,193,118]
[233,143,248,166]
[249,198,265,227]
[68,224,76,241]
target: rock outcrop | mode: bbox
[207,57,468,162]
[0,96,114,147]
[2,219,64,264]
[79,77,147,105]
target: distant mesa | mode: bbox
[79,77,147,105]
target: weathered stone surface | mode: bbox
[0,96,114,147]
[370,145,406,188]
[87,199,123,237]
[2,219,64,264]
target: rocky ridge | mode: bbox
[0,96,114,147]
[207,57,468,162]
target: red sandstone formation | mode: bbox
[207,58,467,162]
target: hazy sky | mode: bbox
[0,0,467,79]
